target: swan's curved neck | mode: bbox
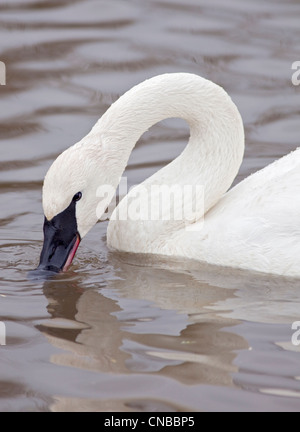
[83,73,244,218]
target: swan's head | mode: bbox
[37,143,113,273]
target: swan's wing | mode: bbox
[175,148,300,276]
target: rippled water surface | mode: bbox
[1,0,300,412]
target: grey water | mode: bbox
[0,0,300,412]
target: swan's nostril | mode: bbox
[49,246,56,260]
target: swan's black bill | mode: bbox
[36,200,81,273]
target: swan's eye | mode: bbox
[72,192,82,202]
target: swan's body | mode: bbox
[39,73,300,277]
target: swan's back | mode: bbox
[174,147,300,276]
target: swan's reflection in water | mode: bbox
[37,252,300,411]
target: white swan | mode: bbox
[37,73,300,277]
